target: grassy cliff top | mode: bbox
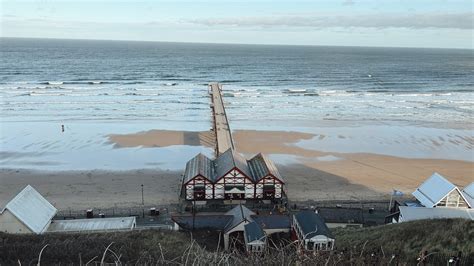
[0,218,472,265]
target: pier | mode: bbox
[209,83,234,155]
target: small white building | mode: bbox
[292,210,335,251]
[223,204,255,250]
[0,185,57,234]
[243,221,266,253]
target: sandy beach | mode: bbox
[2,127,471,210]
[0,168,181,210]
[109,129,473,197]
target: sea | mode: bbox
[1,38,473,170]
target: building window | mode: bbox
[193,185,205,200]
[263,185,275,199]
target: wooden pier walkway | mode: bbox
[209,83,234,155]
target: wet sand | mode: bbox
[1,128,472,210]
[109,128,473,193]
[232,130,473,194]
[108,129,473,192]
[109,130,214,148]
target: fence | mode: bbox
[55,204,178,220]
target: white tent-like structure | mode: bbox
[388,174,473,224]
[412,173,471,208]
[0,185,57,234]
[1,185,138,234]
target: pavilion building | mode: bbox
[180,148,285,203]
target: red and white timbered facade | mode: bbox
[214,168,254,200]
[184,175,214,201]
[181,149,285,202]
[255,175,284,200]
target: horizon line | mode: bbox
[1,36,472,51]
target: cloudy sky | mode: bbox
[1,0,473,48]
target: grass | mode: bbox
[333,218,473,258]
[0,219,472,265]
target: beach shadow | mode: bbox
[277,163,385,201]
[108,130,215,148]
[182,131,203,146]
[183,131,215,147]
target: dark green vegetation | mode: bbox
[0,219,472,265]
[333,218,473,264]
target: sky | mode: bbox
[1,0,473,49]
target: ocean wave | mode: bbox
[220,80,242,83]
[123,81,146,85]
[15,93,31,97]
[366,89,391,93]
[163,82,178,86]
[29,93,66,96]
[161,78,193,81]
[65,81,103,85]
[16,86,67,90]
[284,89,308,93]
[223,92,261,97]
[43,81,64,85]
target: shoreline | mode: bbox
[1,148,472,210]
[1,125,472,210]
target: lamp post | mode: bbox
[141,184,145,218]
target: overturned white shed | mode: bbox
[0,185,57,234]
[412,173,471,208]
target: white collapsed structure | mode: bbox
[412,173,470,208]
[0,185,136,234]
[0,185,57,234]
[388,173,473,223]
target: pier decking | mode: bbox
[180,83,286,204]
[209,83,234,155]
